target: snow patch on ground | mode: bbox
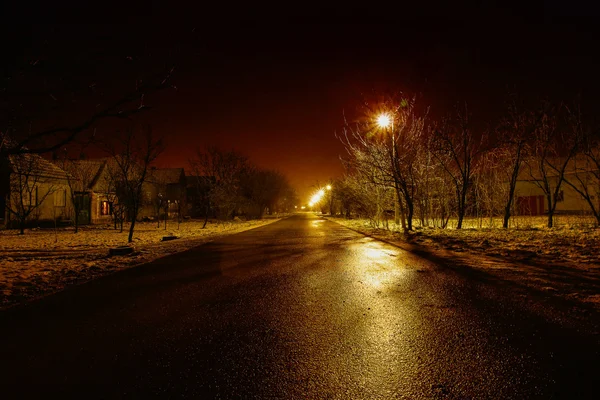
[0,218,281,309]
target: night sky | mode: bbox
[2,1,600,200]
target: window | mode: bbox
[100,201,112,216]
[54,189,66,207]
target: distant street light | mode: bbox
[326,184,332,191]
[308,187,329,212]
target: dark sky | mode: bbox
[2,1,600,200]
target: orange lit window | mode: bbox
[100,201,112,216]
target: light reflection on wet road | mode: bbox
[0,213,598,398]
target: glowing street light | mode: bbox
[308,187,329,210]
[377,113,392,129]
[326,184,332,191]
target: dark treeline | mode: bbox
[188,146,298,224]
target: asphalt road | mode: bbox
[0,213,598,399]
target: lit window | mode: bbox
[100,201,112,216]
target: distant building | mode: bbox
[140,167,187,220]
[58,159,188,224]
[515,155,599,216]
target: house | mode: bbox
[64,158,116,225]
[58,159,188,224]
[515,155,599,216]
[139,167,187,220]
[1,153,72,229]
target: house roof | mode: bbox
[68,159,108,189]
[7,153,71,181]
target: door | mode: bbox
[74,192,91,225]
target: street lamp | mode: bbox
[326,184,333,215]
[376,112,402,228]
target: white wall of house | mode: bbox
[7,181,72,223]
[515,178,595,215]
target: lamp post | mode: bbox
[326,184,333,216]
[376,112,404,229]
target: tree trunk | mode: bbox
[456,180,469,229]
[502,208,511,230]
[394,185,407,232]
[503,175,519,229]
[503,147,523,229]
[128,207,137,243]
[456,188,465,229]
[406,197,414,231]
[202,203,209,229]
[19,219,25,235]
[546,194,554,228]
[74,204,79,234]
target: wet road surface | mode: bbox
[0,213,599,398]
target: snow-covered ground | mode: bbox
[0,218,281,309]
[326,216,600,313]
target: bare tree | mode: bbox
[339,96,431,231]
[242,168,291,218]
[147,169,169,228]
[386,98,428,231]
[55,154,98,233]
[339,115,396,226]
[525,104,579,228]
[493,98,549,228]
[100,161,126,231]
[189,147,250,220]
[431,105,485,229]
[188,175,214,229]
[105,128,165,243]
[5,154,58,234]
[559,104,600,225]
[277,185,299,214]
[331,177,356,219]
[471,150,507,227]
[1,68,174,159]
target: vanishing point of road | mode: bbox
[1,213,598,398]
